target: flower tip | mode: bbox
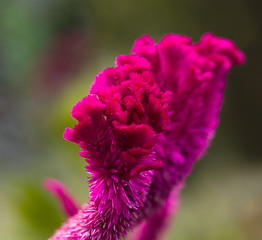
[235,49,245,65]
[132,35,155,59]
[63,127,74,142]
[43,178,79,217]
[135,34,154,46]
[161,33,192,45]
[43,177,60,191]
[201,32,245,65]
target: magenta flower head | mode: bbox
[46,33,244,240]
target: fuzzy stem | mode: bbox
[129,185,181,240]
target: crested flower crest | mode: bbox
[46,33,244,240]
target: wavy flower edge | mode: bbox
[47,33,244,240]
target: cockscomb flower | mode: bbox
[46,33,244,240]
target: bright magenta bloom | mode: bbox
[47,33,244,240]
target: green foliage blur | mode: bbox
[0,0,261,239]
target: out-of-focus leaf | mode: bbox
[11,182,65,237]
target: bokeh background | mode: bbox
[0,0,261,239]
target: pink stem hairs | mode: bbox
[45,33,244,240]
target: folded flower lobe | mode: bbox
[49,33,244,240]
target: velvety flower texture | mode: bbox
[48,33,244,240]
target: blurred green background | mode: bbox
[0,0,261,239]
